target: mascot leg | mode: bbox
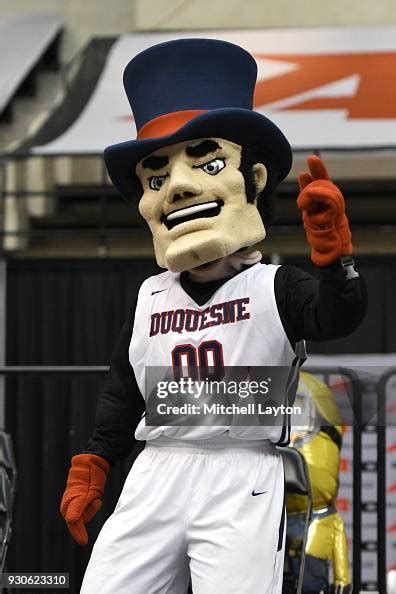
[80,447,191,594]
[189,445,285,594]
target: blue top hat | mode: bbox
[104,38,292,202]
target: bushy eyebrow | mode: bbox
[186,140,221,158]
[141,155,169,170]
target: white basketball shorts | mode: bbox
[81,440,286,594]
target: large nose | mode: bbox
[166,162,202,203]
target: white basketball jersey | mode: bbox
[130,263,297,443]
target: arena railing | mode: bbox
[306,366,364,593]
[377,368,396,594]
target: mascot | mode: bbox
[60,39,366,594]
[284,371,351,594]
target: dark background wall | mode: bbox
[4,258,160,593]
[4,256,392,592]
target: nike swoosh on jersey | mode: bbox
[251,490,267,496]
[151,289,168,296]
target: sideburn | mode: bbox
[239,145,274,225]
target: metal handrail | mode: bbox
[0,366,108,375]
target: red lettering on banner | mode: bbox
[336,497,350,512]
[328,379,349,394]
[339,458,349,473]
[253,52,396,119]
[116,115,135,122]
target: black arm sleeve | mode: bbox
[275,261,368,348]
[84,302,145,466]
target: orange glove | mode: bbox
[60,453,110,545]
[297,155,353,266]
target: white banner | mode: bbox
[0,12,63,113]
[33,26,396,155]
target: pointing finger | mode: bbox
[307,155,330,181]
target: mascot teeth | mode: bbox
[166,201,218,222]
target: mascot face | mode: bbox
[136,137,267,272]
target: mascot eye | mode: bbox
[149,175,167,191]
[199,158,226,175]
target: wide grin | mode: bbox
[162,200,224,230]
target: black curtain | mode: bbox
[5,259,159,593]
[286,257,396,353]
[4,256,394,592]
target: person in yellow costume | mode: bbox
[284,371,351,594]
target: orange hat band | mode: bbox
[137,109,208,140]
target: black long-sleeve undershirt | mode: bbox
[85,261,367,464]
[274,261,367,347]
[85,302,145,465]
